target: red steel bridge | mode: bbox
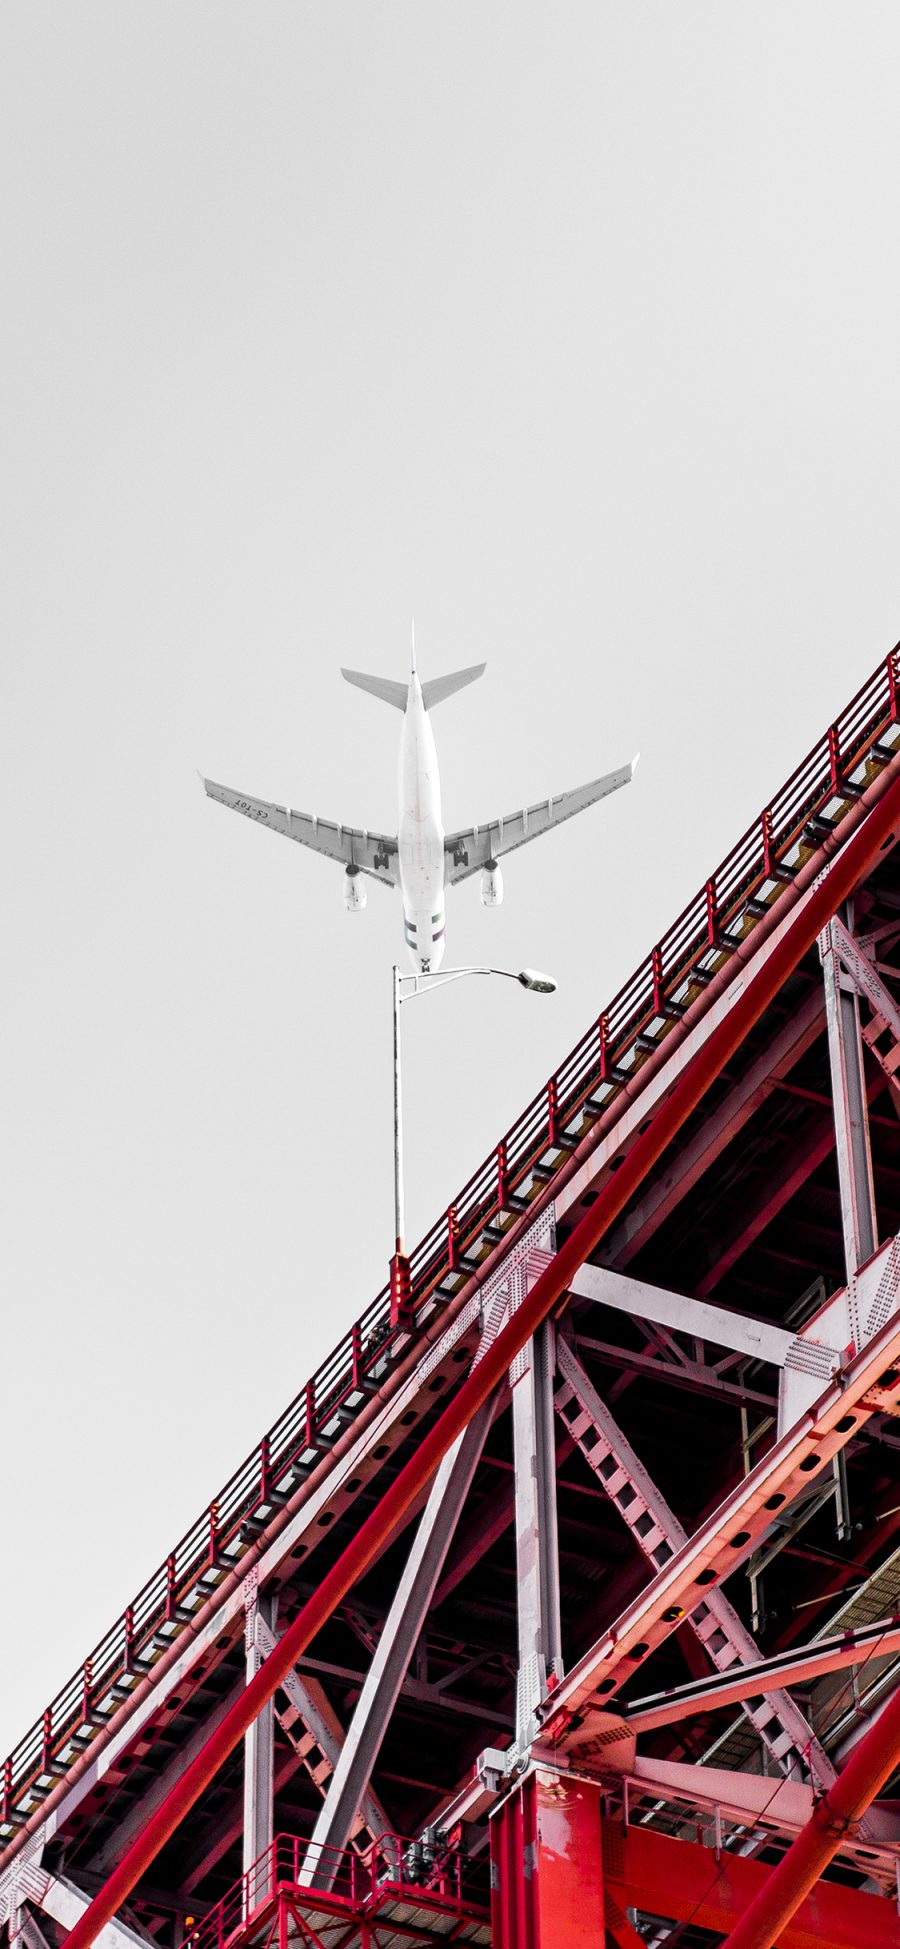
[6,647,900,1946]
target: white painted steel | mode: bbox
[821,912,878,1279]
[567,1264,799,1368]
[554,1339,835,1790]
[254,1621,388,1849]
[242,1587,275,1900]
[544,1246,900,1731]
[511,1308,563,1740]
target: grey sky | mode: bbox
[2,4,900,1750]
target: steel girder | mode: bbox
[488,1769,900,1949]
[304,1279,514,1880]
[719,1668,900,1949]
[553,1335,837,1789]
[46,744,900,1949]
[821,910,879,1279]
[544,1227,900,1738]
[625,1617,900,1731]
[254,1622,389,1851]
[510,1309,563,1739]
[303,1392,496,1885]
[243,1584,276,1896]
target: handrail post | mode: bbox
[598,1013,609,1083]
[123,1605,135,1675]
[828,723,841,793]
[705,878,718,947]
[651,944,664,1017]
[762,806,774,880]
[447,1203,458,1271]
[497,1141,508,1211]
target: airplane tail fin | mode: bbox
[342,668,409,711]
[421,663,486,711]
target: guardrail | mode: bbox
[3,644,899,1838]
[181,1830,483,1949]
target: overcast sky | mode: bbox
[3,4,900,1756]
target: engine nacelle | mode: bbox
[480,859,504,907]
[344,866,367,912]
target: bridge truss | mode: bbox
[5,651,900,1944]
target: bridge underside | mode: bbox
[6,652,900,1947]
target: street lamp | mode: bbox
[390,963,557,1323]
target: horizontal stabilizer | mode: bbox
[342,668,409,711]
[421,663,486,711]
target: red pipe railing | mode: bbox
[181,1829,481,1949]
[1,644,898,1837]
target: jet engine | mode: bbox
[344,866,367,912]
[480,860,503,907]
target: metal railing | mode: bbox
[181,1830,483,1949]
[3,644,899,1839]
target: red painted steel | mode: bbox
[719,1672,900,1949]
[181,1830,480,1949]
[489,1771,900,1948]
[490,1773,605,1948]
[3,646,898,1843]
[610,1819,900,1949]
[625,1618,900,1731]
[58,742,900,1949]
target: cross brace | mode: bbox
[625,1616,900,1731]
[554,1337,835,1788]
[253,1617,388,1852]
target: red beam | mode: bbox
[625,1619,900,1732]
[719,1672,900,1949]
[60,765,900,1949]
[614,1820,900,1949]
[491,1774,605,1948]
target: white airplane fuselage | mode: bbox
[398,675,446,972]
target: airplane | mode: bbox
[200,631,638,973]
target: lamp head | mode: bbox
[517,968,557,994]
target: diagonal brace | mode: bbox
[554,1338,836,1790]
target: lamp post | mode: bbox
[389,963,557,1324]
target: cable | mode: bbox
[631,1613,900,1946]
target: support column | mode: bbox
[512,1309,563,1742]
[489,1769,605,1949]
[305,1390,497,1883]
[821,906,877,1281]
[243,1581,276,1896]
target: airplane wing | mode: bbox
[201,776,398,887]
[444,758,638,886]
